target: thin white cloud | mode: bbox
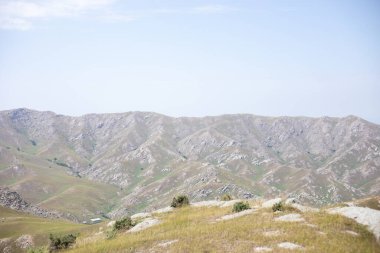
[0,17,32,30]
[0,1,238,30]
[0,2,46,18]
[0,0,115,30]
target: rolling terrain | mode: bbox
[0,205,100,253]
[0,108,379,219]
[1,197,379,253]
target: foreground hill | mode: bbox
[1,197,379,253]
[0,206,97,253]
[0,108,379,218]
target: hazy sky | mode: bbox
[0,0,379,123]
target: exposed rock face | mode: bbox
[262,198,282,208]
[215,209,255,221]
[15,235,34,249]
[0,108,380,217]
[128,218,160,233]
[274,213,305,222]
[0,187,63,220]
[328,206,380,241]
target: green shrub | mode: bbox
[49,233,77,251]
[113,217,133,231]
[171,195,190,208]
[221,194,233,201]
[232,201,250,212]
[272,202,284,212]
[27,247,48,253]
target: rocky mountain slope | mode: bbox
[0,187,61,219]
[0,108,379,218]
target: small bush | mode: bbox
[49,233,77,251]
[221,194,233,201]
[232,201,250,213]
[272,202,284,212]
[27,247,48,253]
[113,217,133,231]
[171,195,190,208]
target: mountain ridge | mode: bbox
[0,108,379,219]
[2,108,378,125]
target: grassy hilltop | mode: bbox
[0,206,99,253]
[1,198,379,253]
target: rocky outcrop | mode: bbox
[215,209,255,221]
[274,213,305,222]
[328,206,380,241]
[128,218,160,233]
[262,198,282,208]
[15,235,34,249]
[0,187,62,219]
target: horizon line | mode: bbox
[0,107,377,125]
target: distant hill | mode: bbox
[0,108,379,219]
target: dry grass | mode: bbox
[67,202,380,253]
[355,197,380,210]
[0,206,99,250]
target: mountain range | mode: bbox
[0,108,379,220]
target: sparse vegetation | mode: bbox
[0,206,92,243]
[27,247,48,253]
[221,194,233,201]
[55,161,71,168]
[49,233,77,251]
[113,217,133,231]
[356,197,380,210]
[232,201,250,212]
[171,195,190,208]
[1,197,379,253]
[64,201,379,253]
[272,201,284,212]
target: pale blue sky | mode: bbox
[0,0,379,123]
